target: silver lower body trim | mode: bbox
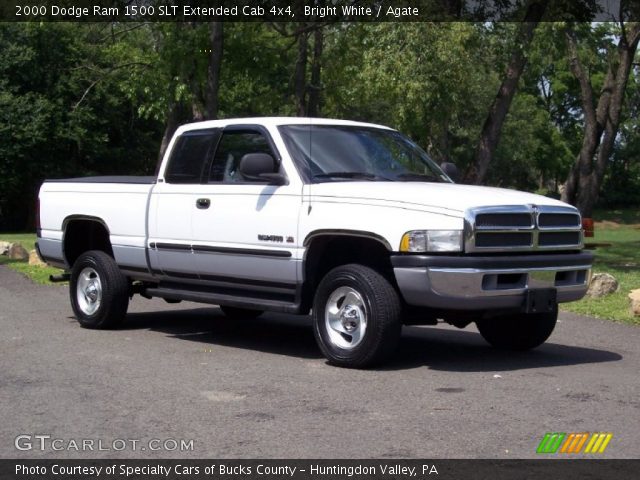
[36,238,66,268]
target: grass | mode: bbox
[0,232,64,285]
[561,207,640,325]
[2,209,639,323]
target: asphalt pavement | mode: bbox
[1,265,638,459]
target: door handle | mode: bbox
[196,198,211,209]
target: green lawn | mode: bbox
[561,208,640,325]
[2,210,639,323]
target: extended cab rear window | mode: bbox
[165,129,220,184]
[208,130,275,183]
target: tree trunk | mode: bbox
[157,102,187,167]
[464,0,549,184]
[294,32,308,116]
[205,21,224,120]
[561,23,640,217]
[307,28,324,117]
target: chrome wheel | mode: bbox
[313,264,402,368]
[70,251,129,329]
[325,286,367,350]
[76,267,102,316]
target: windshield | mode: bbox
[278,125,452,184]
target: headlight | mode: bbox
[400,230,463,252]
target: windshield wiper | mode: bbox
[313,172,390,181]
[395,173,441,182]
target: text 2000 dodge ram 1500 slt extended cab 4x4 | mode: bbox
[37,117,593,368]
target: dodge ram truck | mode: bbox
[37,117,593,368]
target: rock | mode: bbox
[629,289,640,317]
[28,249,46,267]
[586,273,619,298]
[8,243,29,261]
[0,241,11,255]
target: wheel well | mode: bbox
[301,235,394,312]
[63,219,113,267]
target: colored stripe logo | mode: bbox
[537,433,613,454]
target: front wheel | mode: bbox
[70,250,129,329]
[313,264,402,368]
[476,307,558,350]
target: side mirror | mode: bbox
[239,153,286,185]
[440,162,460,183]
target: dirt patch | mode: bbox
[596,220,621,229]
[595,220,640,229]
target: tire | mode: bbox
[220,306,263,319]
[69,250,129,329]
[476,306,558,351]
[312,264,402,368]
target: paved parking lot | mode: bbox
[1,265,638,458]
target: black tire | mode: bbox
[476,306,558,351]
[70,250,129,329]
[312,264,402,368]
[219,305,263,319]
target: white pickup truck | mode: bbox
[37,117,592,367]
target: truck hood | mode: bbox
[308,182,573,215]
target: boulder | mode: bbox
[629,289,640,317]
[586,273,619,298]
[28,249,46,267]
[0,241,11,255]
[8,243,29,261]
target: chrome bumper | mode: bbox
[392,252,592,311]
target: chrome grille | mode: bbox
[475,213,532,228]
[475,232,533,248]
[465,205,583,253]
[538,213,581,228]
[538,231,582,247]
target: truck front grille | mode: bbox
[465,205,583,253]
[538,231,582,247]
[475,232,533,248]
[538,213,581,228]
[475,213,532,228]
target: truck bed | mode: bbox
[38,178,156,270]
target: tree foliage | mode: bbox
[1,21,638,229]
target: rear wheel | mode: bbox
[313,264,402,368]
[220,306,263,319]
[70,250,129,329]
[476,307,558,350]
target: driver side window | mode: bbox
[208,130,275,183]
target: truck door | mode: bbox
[190,125,301,296]
[148,128,221,279]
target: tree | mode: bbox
[560,22,640,216]
[464,0,549,184]
[205,22,224,120]
[271,22,328,116]
[307,28,324,117]
[151,22,225,159]
[323,22,497,168]
[0,23,161,229]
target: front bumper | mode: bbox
[392,251,593,311]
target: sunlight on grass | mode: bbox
[561,209,640,325]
